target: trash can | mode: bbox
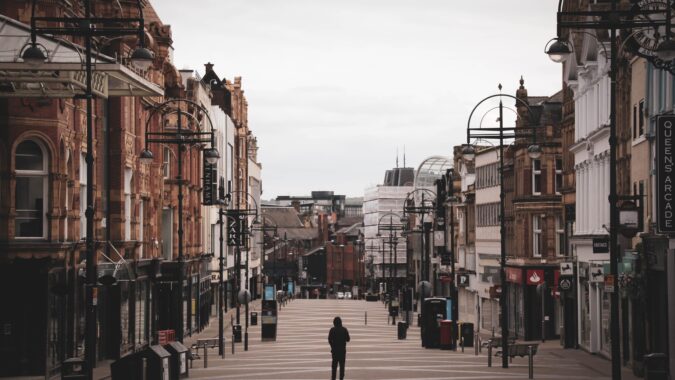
[164,341,189,379]
[644,353,668,380]
[142,345,171,380]
[233,324,242,343]
[417,313,421,327]
[440,320,454,350]
[397,322,408,340]
[251,312,258,326]
[62,357,87,380]
[461,322,474,347]
[111,352,144,380]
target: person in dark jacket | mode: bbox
[328,316,350,380]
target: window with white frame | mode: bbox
[532,159,542,195]
[15,140,48,238]
[124,168,132,241]
[163,147,171,178]
[80,153,87,239]
[139,199,145,258]
[555,158,563,195]
[555,215,564,256]
[533,215,542,257]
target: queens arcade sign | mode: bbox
[657,115,675,234]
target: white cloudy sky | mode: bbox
[152,0,561,199]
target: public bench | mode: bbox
[490,342,539,379]
[190,338,220,368]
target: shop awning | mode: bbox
[0,14,163,98]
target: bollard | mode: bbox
[365,311,367,325]
[461,335,464,353]
[204,344,208,368]
[244,330,249,351]
[142,357,147,380]
[487,342,492,367]
[231,335,235,355]
[474,333,479,356]
[528,345,534,379]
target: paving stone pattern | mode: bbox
[187,299,640,380]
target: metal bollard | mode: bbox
[461,336,464,353]
[244,330,249,351]
[231,335,235,355]
[365,311,367,325]
[487,342,492,367]
[474,333,479,356]
[528,345,534,379]
[142,357,147,380]
[204,344,208,368]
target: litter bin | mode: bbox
[111,351,143,380]
[251,312,258,326]
[461,322,474,347]
[233,324,242,343]
[164,341,189,379]
[397,322,408,340]
[644,353,668,380]
[62,357,87,380]
[417,313,421,327]
[440,320,454,350]
[142,345,171,380]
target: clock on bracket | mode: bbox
[623,0,675,73]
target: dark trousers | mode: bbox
[331,352,346,380]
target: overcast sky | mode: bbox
[152,0,561,199]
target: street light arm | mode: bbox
[466,93,535,144]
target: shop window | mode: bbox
[15,140,48,238]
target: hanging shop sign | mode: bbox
[604,274,616,293]
[558,276,573,292]
[226,210,247,246]
[590,264,605,283]
[560,262,574,276]
[657,115,675,234]
[202,161,217,206]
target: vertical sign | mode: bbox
[202,161,217,205]
[657,115,675,233]
[226,210,241,246]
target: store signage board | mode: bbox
[592,237,609,253]
[656,115,675,234]
[526,269,545,285]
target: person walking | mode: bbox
[328,316,350,380]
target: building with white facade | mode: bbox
[472,147,502,334]
[566,33,612,356]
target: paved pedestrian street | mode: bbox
[186,299,639,380]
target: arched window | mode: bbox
[15,140,48,238]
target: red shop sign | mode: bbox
[505,267,522,284]
[526,269,545,285]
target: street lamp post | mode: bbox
[402,189,436,314]
[24,1,154,375]
[141,98,220,344]
[463,87,540,369]
[225,190,258,351]
[546,2,675,378]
